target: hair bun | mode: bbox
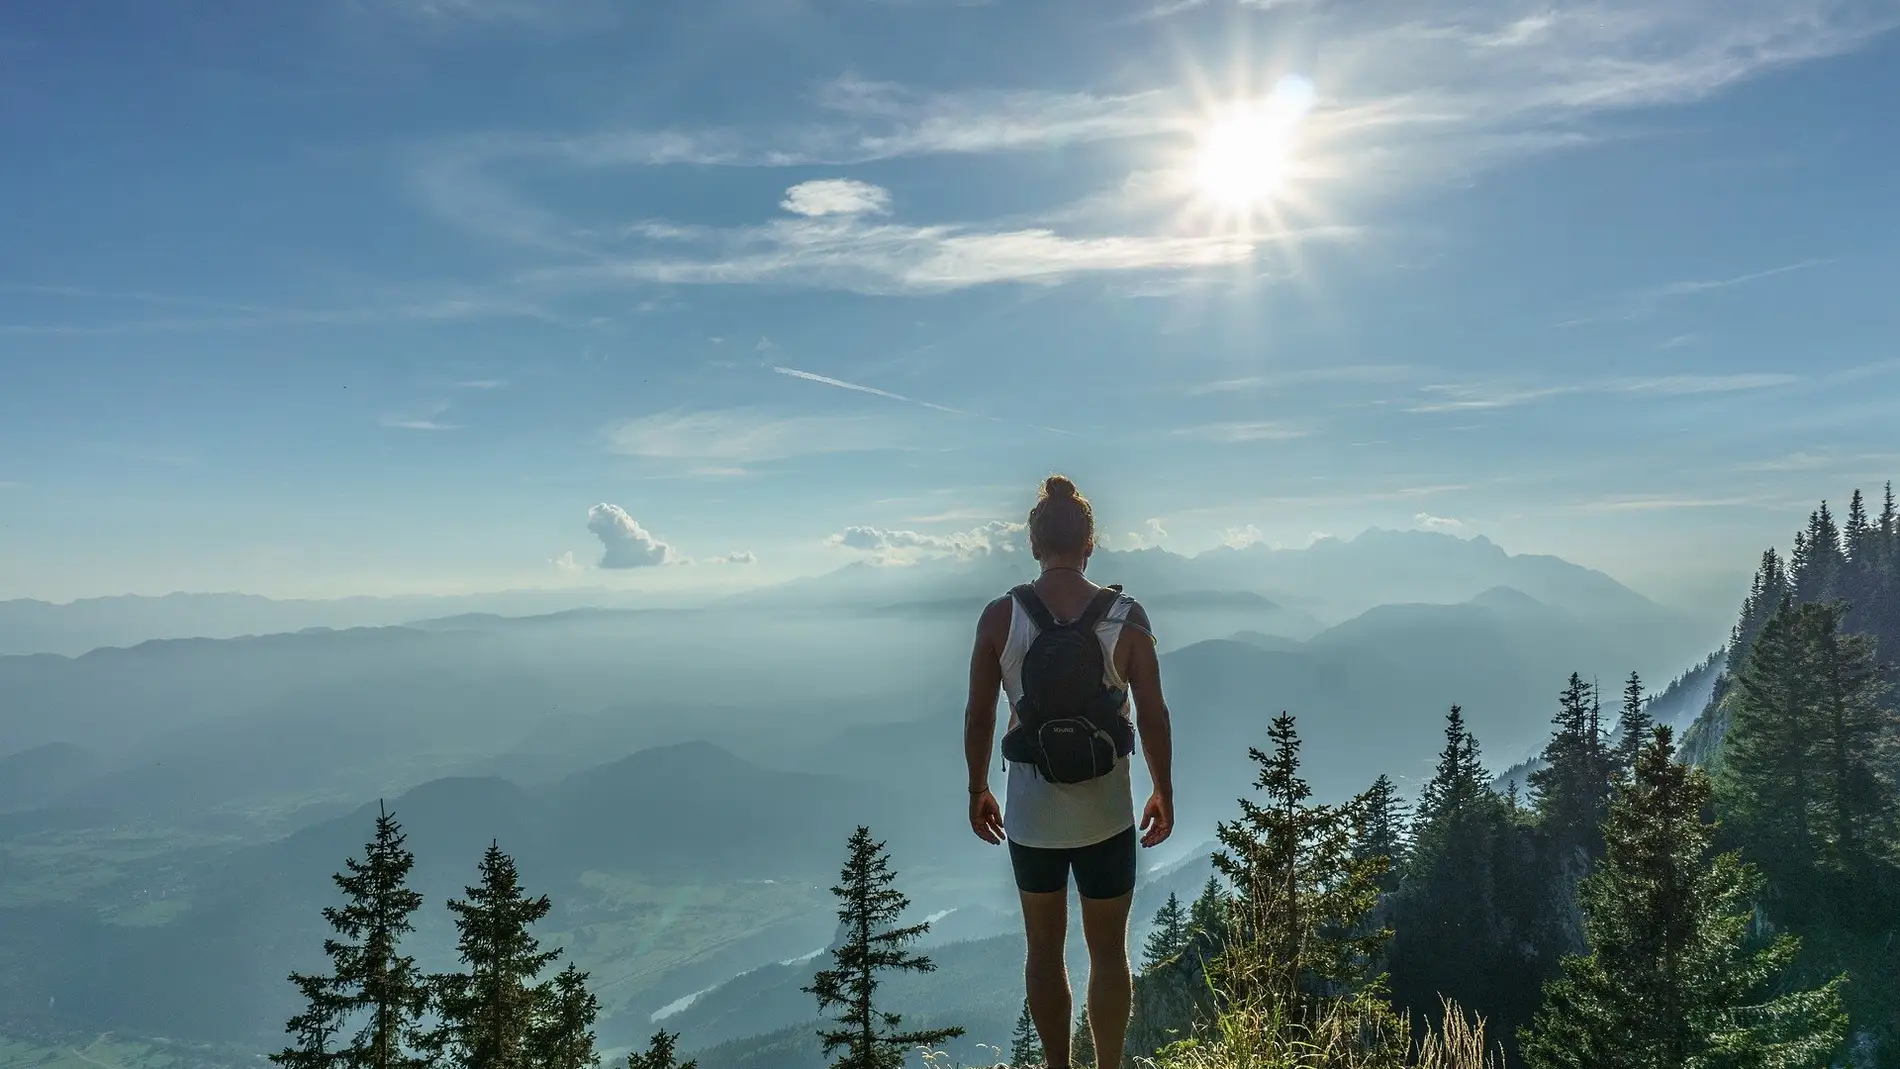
[1043,474,1077,499]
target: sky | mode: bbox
[3,0,1899,615]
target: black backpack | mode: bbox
[1000,583,1136,785]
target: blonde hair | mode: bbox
[1028,474,1094,558]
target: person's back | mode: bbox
[964,475,1175,1069]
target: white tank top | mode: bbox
[1000,590,1138,850]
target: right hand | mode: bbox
[969,788,1005,844]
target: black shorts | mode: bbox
[1008,826,1138,900]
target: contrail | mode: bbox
[771,365,967,415]
[771,364,1072,435]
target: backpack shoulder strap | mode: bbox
[1009,584,1059,632]
[1076,584,1125,632]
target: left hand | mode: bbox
[1139,791,1174,848]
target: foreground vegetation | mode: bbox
[266,483,1898,1069]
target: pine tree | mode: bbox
[1186,875,1228,949]
[1141,892,1189,971]
[1718,597,1818,883]
[626,1031,695,1069]
[1801,600,1895,879]
[1612,673,1652,781]
[1391,707,1553,1058]
[804,826,962,1069]
[1009,999,1041,1068]
[1071,1006,1094,1069]
[531,964,599,1069]
[427,842,561,1069]
[1521,727,1847,1069]
[272,803,430,1069]
[273,973,350,1069]
[1211,713,1391,1009]
[1528,674,1612,860]
[1354,774,1410,891]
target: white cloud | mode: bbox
[1414,512,1464,530]
[827,519,1026,560]
[526,215,1289,297]
[399,0,1894,307]
[587,503,679,568]
[1219,524,1265,548]
[1123,517,1171,549]
[706,550,759,565]
[549,550,581,572]
[781,179,892,217]
[381,400,461,431]
[456,379,509,389]
[605,408,898,463]
[1407,372,1799,413]
[1171,421,1309,443]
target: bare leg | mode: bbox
[1079,891,1134,1069]
[1020,890,1071,1067]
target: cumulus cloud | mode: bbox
[1414,512,1464,530]
[549,550,581,572]
[827,519,1025,560]
[587,503,679,568]
[707,550,758,565]
[1219,524,1265,549]
[781,179,892,217]
[1123,517,1170,549]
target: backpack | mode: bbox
[1000,583,1136,785]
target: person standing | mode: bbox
[964,475,1175,1069]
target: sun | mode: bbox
[1190,75,1318,213]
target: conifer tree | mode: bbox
[1141,892,1190,971]
[626,1031,695,1069]
[1071,1006,1094,1069]
[1211,713,1390,1008]
[272,803,430,1069]
[1186,875,1228,950]
[1521,727,1847,1069]
[1528,674,1612,860]
[426,842,561,1069]
[273,973,349,1069]
[1354,774,1410,891]
[1009,999,1041,1068]
[1612,673,1652,781]
[1391,707,1554,1057]
[804,826,962,1069]
[532,963,600,1069]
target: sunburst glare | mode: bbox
[1194,75,1316,211]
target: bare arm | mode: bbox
[1123,602,1174,806]
[964,597,1011,794]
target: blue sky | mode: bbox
[3,0,1899,611]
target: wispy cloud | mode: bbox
[454,379,509,389]
[520,202,1305,297]
[1407,372,1799,412]
[1186,365,1414,395]
[1652,259,1833,298]
[1560,259,1834,326]
[381,400,461,431]
[1414,512,1463,530]
[605,408,899,463]
[1565,493,1789,513]
[1735,450,1900,473]
[1,293,556,336]
[1170,420,1309,443]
